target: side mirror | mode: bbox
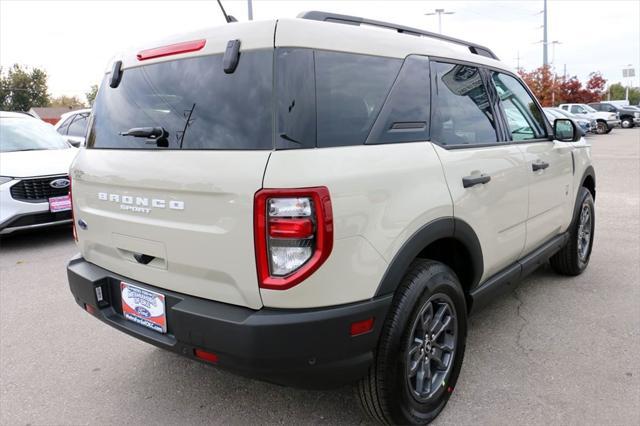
[554,118,579,142]
[65,136,85,147]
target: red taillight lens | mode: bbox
[254,187,333,290]
[137,39,206,61]
[268,218,314,239]
[69,175,77,241]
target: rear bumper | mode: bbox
[67,255,392,389]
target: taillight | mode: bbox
[254,187,333,290]
[69,175,77,241]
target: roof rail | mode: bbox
[298,11,500,61]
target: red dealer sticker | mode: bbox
[120,282,167,334]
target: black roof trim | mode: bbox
[298,11,499,61]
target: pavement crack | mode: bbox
[512,289,531,355]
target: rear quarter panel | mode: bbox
[261,142,452,308]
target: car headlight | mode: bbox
[0,176,14,185]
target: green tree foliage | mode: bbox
[50,95,85,109]
[607,83,640,105]
[0,64,50,111]
[85,84,98,106]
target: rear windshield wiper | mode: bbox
[120,127,169,147]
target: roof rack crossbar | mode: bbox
[298,11,500,61]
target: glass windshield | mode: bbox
[0,117,70,152]
[88,50,273,150]
[583,105,597,113]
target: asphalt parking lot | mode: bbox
[1,129,639,425]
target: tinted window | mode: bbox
[430,62,497,146]
[571,105,585,114]
[315,51,401,147]
[56,117,73,135]
[491,72,546,141]
[1,117,70,152]
[366,55,430,144]
[67,114,89,137]
[276,49,316,149]
[88,50,273,150]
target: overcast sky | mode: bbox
[1,0,638,99]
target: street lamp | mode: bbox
[425,9,455,34]
[550,40,562,65]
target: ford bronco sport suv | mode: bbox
[67,12,596,425]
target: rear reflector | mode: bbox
[194,348,219,364]
[137,39,206,61]
[350,318,374,336]
[84,303,97,316]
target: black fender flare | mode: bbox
[374,217,484,296]
[570,165,596,227]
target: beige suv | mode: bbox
[67,11,596,425]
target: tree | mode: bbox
[607,83,640,105]
[50,95,85,109]
[518,65,563,107]
[519,65,607,106]
[0,64,50,111]
[85,84,98,106]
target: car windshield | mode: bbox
[583,105,598,113]
[0,117,70,152]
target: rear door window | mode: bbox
[430,62,498,146]
[88,50,273,150]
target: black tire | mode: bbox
[356,260,467,425]
[621,117,633,128]
[595,121,608,134]
[550,187,595,275]
[605,126,613,134]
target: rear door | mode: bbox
[430,61,529,281]
[71,47,274,309]
[490,71,574,253]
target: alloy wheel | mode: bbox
[406,294,457,402]
[577,202,592,262]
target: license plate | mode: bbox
[120,282,167,333]
[49,195,71,213]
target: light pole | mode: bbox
[247,0,253,20]
[550,40,562,65]
[425,9,455,34]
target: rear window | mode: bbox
[88,50,273,150]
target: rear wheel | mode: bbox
[356,260,467,425]
[550,188,595,275]
[621,117,633,128]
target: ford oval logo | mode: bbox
[50,178,70,189]
[135,306,151,318]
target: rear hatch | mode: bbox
[71,25,275,309]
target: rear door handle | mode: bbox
[462,174,491,188]
[532,160,549,171]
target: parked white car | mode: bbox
[558,103,620,134]
[0,112,77,235]
[54,108,91,147]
